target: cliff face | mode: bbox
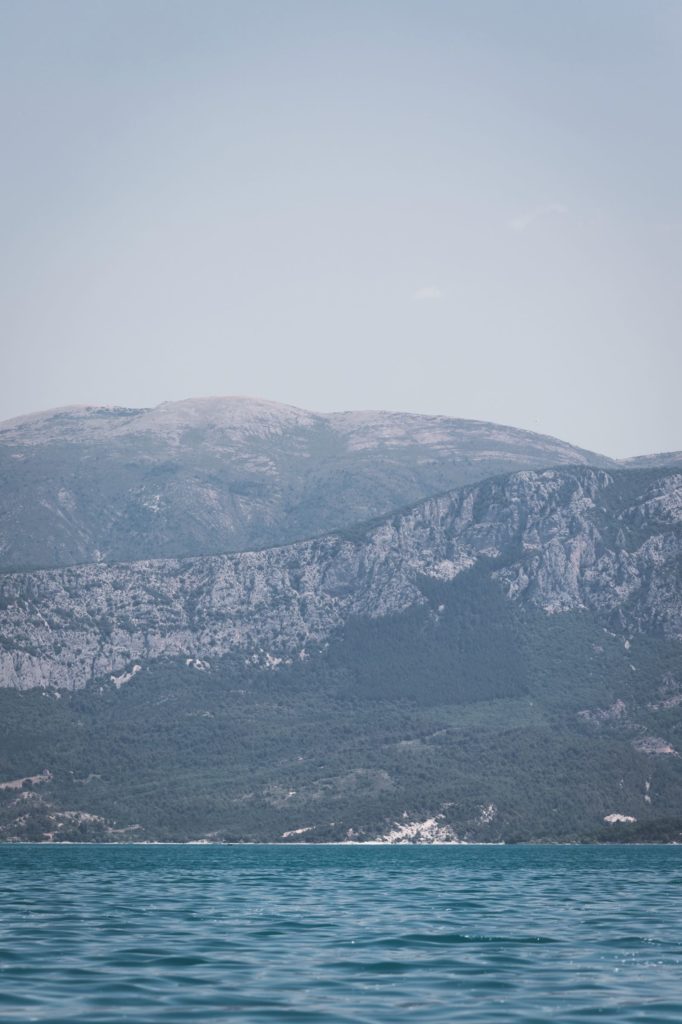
[0,398,615,571]
[1,467,679,690]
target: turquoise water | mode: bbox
[0,845,681,1022]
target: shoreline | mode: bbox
[1,840,678,847]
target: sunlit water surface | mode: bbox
[0,844,680,1022]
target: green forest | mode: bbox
[1,567,681,843]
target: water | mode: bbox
[0,845,681,1022]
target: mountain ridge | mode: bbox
[2,395,671,574]
[1,465,679,691]
[1,395,676,463]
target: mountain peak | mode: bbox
[129,396,319,439]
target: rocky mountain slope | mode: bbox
[0,397,619,570]
[1,460,681,842]
[1,466,680,691]
[1,400,680,843]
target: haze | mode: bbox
[1,0,680,458]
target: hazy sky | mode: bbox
[1,0,680,457]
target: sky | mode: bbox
[1,0,680,458]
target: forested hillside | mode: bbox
[0,463,680,843]
[1,572,681,843]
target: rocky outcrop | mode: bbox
[1,467,680,690]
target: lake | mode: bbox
[0,844,680,1021]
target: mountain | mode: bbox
[623,451,682,469]
[1,465,680,690]
[1,464,681,843]
[0,397,617,571]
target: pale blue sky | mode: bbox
[1,0,680,456]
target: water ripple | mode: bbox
[0,845,681,1022]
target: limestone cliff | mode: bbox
[1,467,679,690]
